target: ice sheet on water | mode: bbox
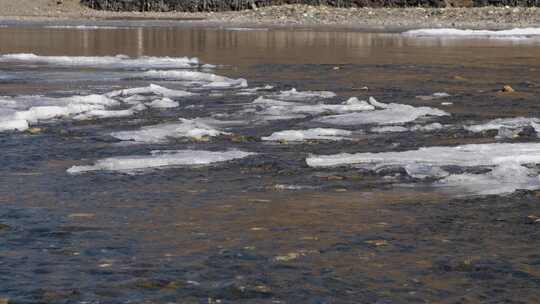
[146,98,180,109]
[106,84,194,99]
[142,70,247,88]
[465,117,540,139]
[44,25,128,30]
[67,149,255,174]
[371,123,444,133]
[110,118,229,143]
[306,142,540,195]
[403,28,540,39]
[416,92,451,101]
[0,94,120,131]
[0,53,199,69]
[262,128,353,142]
[316,97,448,126]
[269,88,337,101]
[246,96,374,121]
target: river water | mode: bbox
[1,23,540,303]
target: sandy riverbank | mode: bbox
[0,0,539,30]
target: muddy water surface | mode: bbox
[1,24,540,303]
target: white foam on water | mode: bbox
[0,53,199,69]
[110,118,229,143]
[270,88,337,101]
[403,28,540,40]
[465,117,540,139]
[142,70,248,88]
[67,149,255,174]
[316,97,449,126]
[262,128,353,142]
[146,98,179,109]
[306,142,540,195]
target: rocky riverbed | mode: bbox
[0,0,539,30]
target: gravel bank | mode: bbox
[0,0,539,30]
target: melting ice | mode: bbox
[465,117,540,139]
[142,70,247,88]
[403,28,540,40]
[0,53,199,69]
[306,142,540,195]
[110,118,229,143]
[67,150,255,174]
[262,128,353,142]
[316,97,448,126]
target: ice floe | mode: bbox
[269,88,337,101]
[371,123,444,133]
[110,118,229,143]
[262,128,353,142]
[44,25,127,30]
[465,117,540,139]
[416,92,451,101]
[0,82,198,132]
[306,142,540,195]
[245,96,375,121]
[146,98,180,109]
[403,28,540,40]
[67,149,255,174]
[142,70,247,88]
[0,53,199,69]
[0,94,120,131]
[316,97,449,126]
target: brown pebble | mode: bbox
[502,85,515,93]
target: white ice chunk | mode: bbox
[0,119,29,132]
[146,98,179,109]
[110,118,229,143]
[370,126,409,133]
[0,53,199,69]
[67,149,255,174]
[306,142,540,195]
[465,117,540,139]
[270,88,336,101]
[0,93,126,131]
[262,128,353,142]
[403,28,540,39]
[106,84,194,98]
[143,70,248,88]
[317,97,449,126]
[247,96,375,121]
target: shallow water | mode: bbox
[1,23,540,303]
